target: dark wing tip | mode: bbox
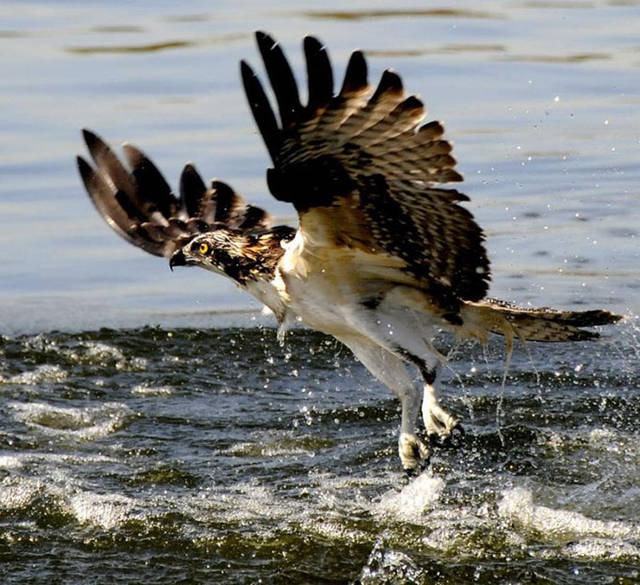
[211,178,234,191]
[81,127,113,161]
[76,155,96,188]
[304,34,334,110]
[577,309,624,327]
[82,127,98,144]
[255,30,276,52]
[255,30,302,128]
[240,59,260,95]
[418,120,445,140]
[341,50,368,94]
[81,128,107,153]
[441,169,464,183]
[370,69,404,103]
[401,95,424,111]
[240,59,254,78]
[303,35,323,51]
[76,153,90,171]
[180,163,207,217]
[240,58,281,162]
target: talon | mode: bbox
[452,423,465,437]
[404,467,418,480]
[404,465,425,481]
[423,401,460,444]
[434,422,466,449]
[398,433,430,472]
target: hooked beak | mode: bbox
[169,249,187,272]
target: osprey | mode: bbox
[77,32,621,472]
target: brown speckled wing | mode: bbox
[242,32,490,305]
[77,129,273,258]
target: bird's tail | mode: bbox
[459,299,622,349]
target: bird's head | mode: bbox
[169,231,246,280]
[169,229,287,285]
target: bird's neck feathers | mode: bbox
[217,226,294,286]
[220,226,293,320]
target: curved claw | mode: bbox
[429,422,466,449]
[398,433,431,473]
[423,399,460,443]
[404,464,427,481]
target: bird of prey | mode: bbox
[77,32,621,472]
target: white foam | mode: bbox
[0,473,138,530]
[5,364,68,385]
[0,477,42,510]
[59,341,124,364]
[69,492,137,530]
[562,538,640,561]
[226,440,313,458]
[588,427,617,444]
[60,341,147,370]
[498,487,640,542]
[0,455,23,469]
[9,401,133,438]
[81,341,126,362]
[305,519,368,544]
[375,472,444,523]
[131,383,173,396]
[359,538,426,585]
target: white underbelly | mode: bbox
[278,234,444,344]
[285,275,362,337]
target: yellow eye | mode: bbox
[198,242,210,255]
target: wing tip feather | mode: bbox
[240,58,254,78]
[76,154,92,175]
[303,35,323,52]
[81,127,96,143]
[81,127,111,161]
[341,49,368,94]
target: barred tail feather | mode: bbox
[460,299,622,345]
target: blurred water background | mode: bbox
[1,1,639,584]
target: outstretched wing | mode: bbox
[77,129,273,258]
[242,32,490,308]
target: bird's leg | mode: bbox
[337,337,430,472]
[397,384,430,473]
[421,367,460,442]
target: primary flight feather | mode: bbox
[77,32,621,472]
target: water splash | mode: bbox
[9,401,134,439]
[376,472,444,523]
[359,535,427,585]
[498,487,640,543]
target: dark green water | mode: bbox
[1,325,638,584]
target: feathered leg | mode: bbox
[339,336,430,472]
[351,296,462,442]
